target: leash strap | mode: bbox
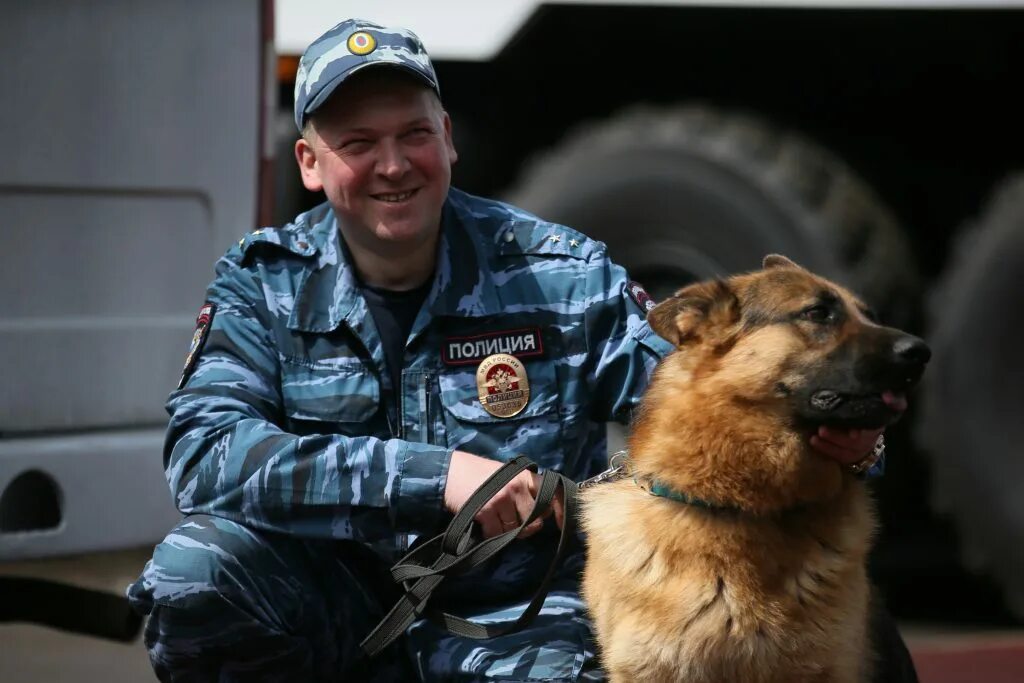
[360,455,577,657]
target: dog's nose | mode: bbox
[893,335,931,366]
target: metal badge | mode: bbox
[476,353,530,418]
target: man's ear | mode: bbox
[443,111,458,165]
[294,137,324,192]
[647,280,739,347]
[762,254,805,271]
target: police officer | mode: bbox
[128,19,909,681]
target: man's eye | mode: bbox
[800,305,833,323]
[341,139,371,150]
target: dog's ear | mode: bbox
[647,280,739,347]
[762,254,805,271]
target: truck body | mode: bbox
[0,2,273,643]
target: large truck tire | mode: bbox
[919,174,1024,619]
[505,105,920,329]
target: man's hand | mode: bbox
[810,427,884,466]
[444,451,564,540]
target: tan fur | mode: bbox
[582,257,880,683]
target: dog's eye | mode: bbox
[800,305,834,323]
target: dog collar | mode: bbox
[635,475,731,510]
[580,451,733,511]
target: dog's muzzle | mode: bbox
[805,331,931,427]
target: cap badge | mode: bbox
[347,31,377,56]
[476,354,530,418]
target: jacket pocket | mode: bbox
[280,356,379,426]
[438,361,563,468]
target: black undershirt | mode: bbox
[360,280,432,417]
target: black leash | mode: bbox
[360,455,578,656]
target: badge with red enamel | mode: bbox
[476,353,530,418]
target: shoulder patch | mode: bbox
[177,303,216,390]
[627,281,657,314]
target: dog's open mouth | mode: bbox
[807,388,908,428]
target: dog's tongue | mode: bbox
[882,390,907,412]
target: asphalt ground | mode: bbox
[2,548,1023,682]
[0,548,154,682]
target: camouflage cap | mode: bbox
[294,19,440,131]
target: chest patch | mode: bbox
[476,353,530,418]
[443,327,543,366]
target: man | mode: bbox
[128,19,909,681]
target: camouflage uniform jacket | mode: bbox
[166,187,673,562]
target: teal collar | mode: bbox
[635,476,731,510]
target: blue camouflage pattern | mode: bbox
[129,187,672,680]
[294,18,440,131]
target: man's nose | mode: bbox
[376,140,410,179]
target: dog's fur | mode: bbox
[581,255,928,683]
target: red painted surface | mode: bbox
[911,637,1024,683]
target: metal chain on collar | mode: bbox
[577,450,630,490]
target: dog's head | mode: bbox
[647,254,930,432]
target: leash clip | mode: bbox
[578,450,629,490]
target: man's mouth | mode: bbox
[371,189,419,203]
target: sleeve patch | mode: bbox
[627,281,657,313]
[177,303,217,390]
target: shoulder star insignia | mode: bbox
[548,234,562,243]
[569,238,580,247]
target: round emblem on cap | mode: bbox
[347,31,377,56]
[476,354,530,418]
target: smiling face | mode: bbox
[295,69,458,255]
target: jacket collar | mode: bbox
[287,192,504,336]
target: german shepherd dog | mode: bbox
[581,255,929,683]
